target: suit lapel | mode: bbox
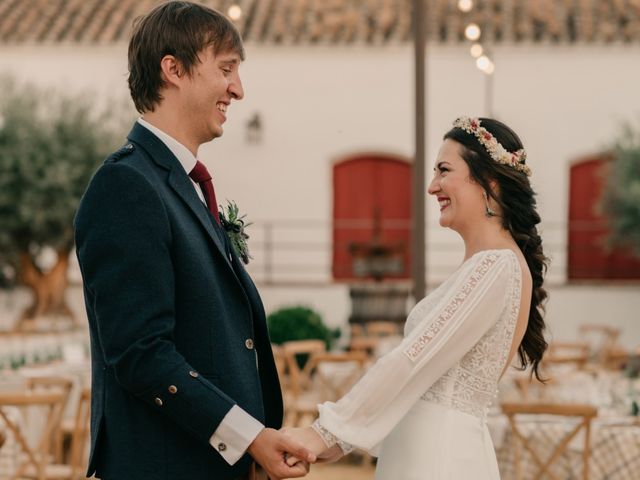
[127,123,233,272]
[167,169,232,270]
[233,258,265,321]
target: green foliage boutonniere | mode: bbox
[219,200,252,265]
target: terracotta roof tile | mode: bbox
[1,0,639,45]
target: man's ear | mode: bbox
[159,55,185,87]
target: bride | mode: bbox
[285,117,548,479]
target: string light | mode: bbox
[484,61,495,75]
[228,5,242,21]
[476,55,490,71]
[470,43,483,58]
[458,0,473,13]
[476,55,495,75]
[465,23,481,41]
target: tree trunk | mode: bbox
[14,249,75,331]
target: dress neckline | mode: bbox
[463,248,517,264]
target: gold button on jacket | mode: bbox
[245,339,254,350]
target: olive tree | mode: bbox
[0,78,127,329]
[601,121,640,256]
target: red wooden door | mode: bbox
[333,156,411,280]
[568,155,640,279]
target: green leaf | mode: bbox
[601,119,640,256]
[0,76,132,287]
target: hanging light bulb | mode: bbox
[228,5,242,21]
[470,43,483,58]
[484,60,495,75]
[465,23,481,41]
[476,55,490,71]
[458,0,473,12]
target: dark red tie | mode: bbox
[188,161,220,225]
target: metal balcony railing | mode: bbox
[241,219,640,286]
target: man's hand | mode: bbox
[247,428,316,479]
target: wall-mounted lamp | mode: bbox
[246,112,262,144]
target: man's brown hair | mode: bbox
[128,1,245,113]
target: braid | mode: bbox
[500,173,549,381]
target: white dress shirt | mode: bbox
[137,118,264,465]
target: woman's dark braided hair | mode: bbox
[444,117,549,381]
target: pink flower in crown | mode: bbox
[452,116,531,176]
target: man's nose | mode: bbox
[229,74,244,100]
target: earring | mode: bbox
[483,191,497,218]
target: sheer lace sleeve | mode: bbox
[316,250,519,453]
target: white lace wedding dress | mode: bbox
[314,249,522,479]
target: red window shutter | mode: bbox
[568,155,640,280]
[333,156,411,281]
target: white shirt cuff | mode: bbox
[209,405,264,465]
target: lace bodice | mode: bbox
[316,250,523,454]
[414,252,521,419]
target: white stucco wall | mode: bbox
[1,41,639,345]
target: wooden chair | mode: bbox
[500,402,597,480]
[512,375,536,400]
[19,387,91,480]
[305,351,368,400]
[64,388,91,480]
[579,325,619,346]
[365,321,399,337]
[271,344,286,378]
[24,376,74,463]
[271,344,288,393]
[348,336,380,357]
[281,340,327,392]
[0,386,92,480]
[283,349,368,427]
[579,325,622,367]
[0,391,66,480]
[350,323,365,339]
[601,346,630,370]
[544,341,590,369]
[280,340,326,426]
[305,350,372,466]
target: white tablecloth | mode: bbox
[490,414,640,480]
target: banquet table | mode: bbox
[492,414,640,480]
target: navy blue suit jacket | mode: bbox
[74,123,283,479]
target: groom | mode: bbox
[74,2,314,479]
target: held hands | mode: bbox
[247,427,316,480]
[281,426,345,466]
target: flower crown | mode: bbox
[452,117,531,176]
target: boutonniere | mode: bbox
[219,200,252,265]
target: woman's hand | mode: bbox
[316,444,345,463]
[281,426,345,465]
